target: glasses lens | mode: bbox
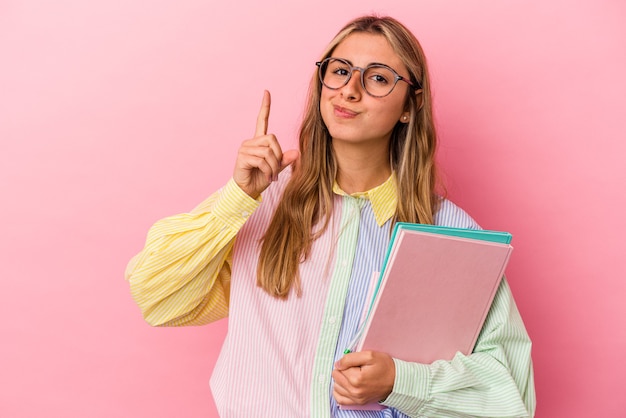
[363,65,397,97]
[320,58,351,89]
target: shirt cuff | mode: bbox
[380,358,431,415]
[208,178,260,230]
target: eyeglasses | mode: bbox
[316,57,420,98]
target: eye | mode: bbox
[370,73,389,84]
[365,66,394,86]
[333,67,350,77]
[324,59,352,81]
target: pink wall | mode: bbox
[1,1,624,417]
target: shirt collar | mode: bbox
[332,172,397,226]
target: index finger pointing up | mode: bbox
[255,90,271,137]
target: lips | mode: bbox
[333,105,359,119]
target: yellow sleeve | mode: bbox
[125,179,260,327]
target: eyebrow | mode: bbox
[331,57,391,68]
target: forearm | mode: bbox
[125,179,260,326]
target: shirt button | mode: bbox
[342,260,348,267]
[241,211,249,217]
[318,374,325,383]
[328,316,337,324]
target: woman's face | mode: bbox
[319,32,411,149]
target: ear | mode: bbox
[415,89,424,111]
[401,89,425,123]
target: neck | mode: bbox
[333,141,392,194]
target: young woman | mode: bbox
[126,15,535,418]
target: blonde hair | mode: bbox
[257,15,441,298]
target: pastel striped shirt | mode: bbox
[126,169,535,417]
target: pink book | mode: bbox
[341,227,512,411]
[358,228,512,362]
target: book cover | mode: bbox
[357,225,513,364]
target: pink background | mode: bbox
[1,0,624,417]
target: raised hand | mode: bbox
[233,90,299,199]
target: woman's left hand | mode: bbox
[332,351,396,406]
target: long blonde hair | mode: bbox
[258,15,440,298]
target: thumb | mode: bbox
[334,352,364,371]
[280,149,300,171]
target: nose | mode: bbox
[340,68,363,100]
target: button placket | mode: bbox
[309,196,363,417]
